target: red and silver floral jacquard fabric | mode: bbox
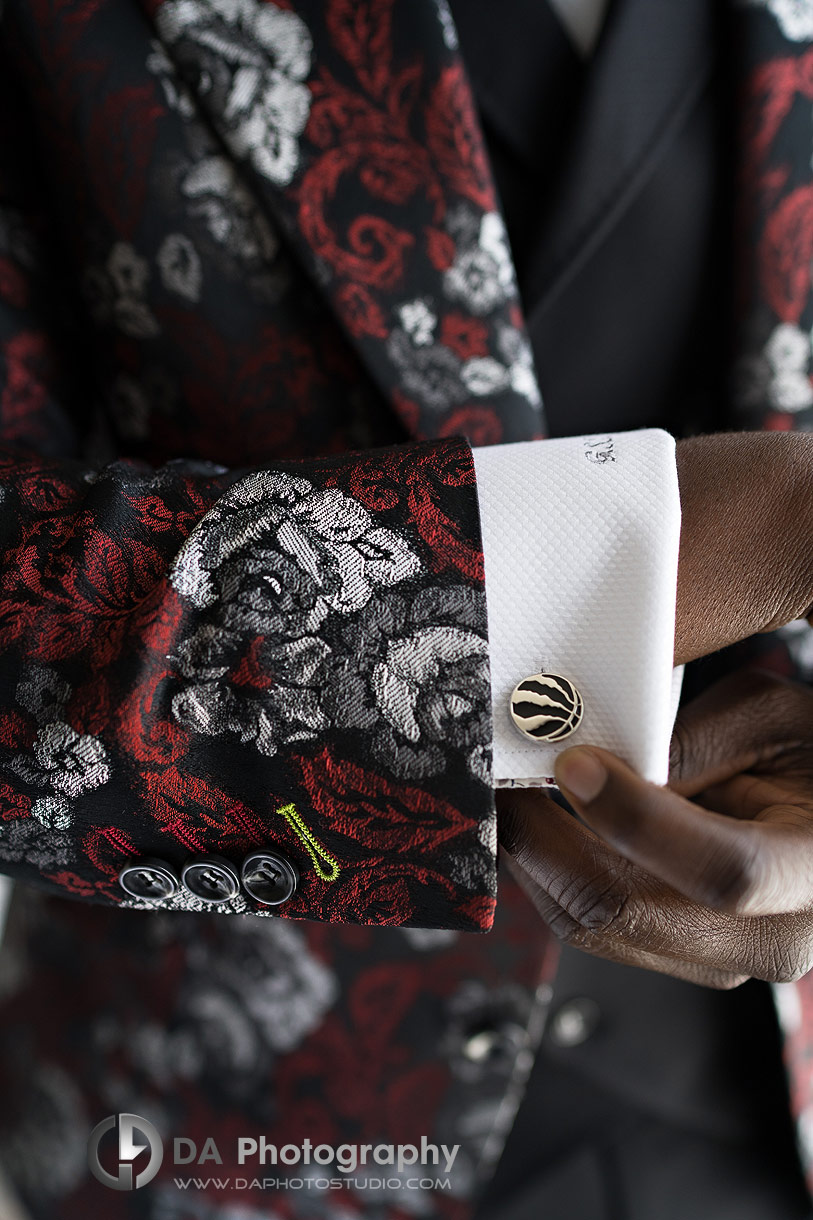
[0,0,553,932]
[735,0,813,430]
[145,0,543,444]
[735,1,813,1193]
[0,3,559,1212]
[0,438,497,929]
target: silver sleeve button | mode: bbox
[240,850,299,906]
[181,855,241,904]
[547,997,601,1048]
[118,858,180,902]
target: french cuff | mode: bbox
[473,430,683,788]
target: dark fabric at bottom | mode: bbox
[474,950,812,1220]
[475,1120,812,1220]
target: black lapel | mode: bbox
[521,0,714,316]
[449,0,583,175]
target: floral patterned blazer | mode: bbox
[1,1,813,1218]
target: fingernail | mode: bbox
[555,748,607,803]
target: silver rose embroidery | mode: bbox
[33,722,111,800]
[744,0,813,41]
[157,232,203,302]
[82,242,160,339]
[168,472,422,756]
[443,209,517,315]
[170,472,419,613]
[156,0,314,187]
[181,155,282,269]
[371,625,491,782]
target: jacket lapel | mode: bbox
[522,0,714,318]
[146,0,546,445]
[729,1,813,433]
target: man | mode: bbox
[0,1,812,1218]
[457,4,813,1216]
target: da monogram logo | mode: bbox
[87,1113,163,1190]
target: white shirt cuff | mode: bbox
[473,429,683,788]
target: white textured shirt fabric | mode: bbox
[474,430,683,787]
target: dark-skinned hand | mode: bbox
[497,669,813,989]
[674,431,813,663]
[497,430,813,985]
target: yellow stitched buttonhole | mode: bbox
[275,803,340,883]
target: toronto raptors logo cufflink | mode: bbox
[509,672,584,743]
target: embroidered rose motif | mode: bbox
[386,206,539,412]
[387,327,467,412]
[765,323,813,411]
[171,471,419,614]
[747,0,813,41]
[734,321,813,417]
[82,242,159,339]
[217,546,329,637]
[33,722,110,799]
[15,666,70,724]
[397,298,438,346]
[180,155,282,270]
[372,625,491,781]
[460,356,509,396]
[120,921,337,1092]
[31,795,72,831]
[771,370,813,412]
[171,633,331,755]
[497,321,542,406]
[157,233,203,302]
[766,321,810,369]
[444,244,506,314]
[278,487,421,614]
[146,38,196,118]
[0,816,75,870]
[443,209,517,315]
[156,0,313,187]
[168,472,422,756]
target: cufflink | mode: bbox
[509,672,583,742]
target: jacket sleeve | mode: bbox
[0,106,497,936]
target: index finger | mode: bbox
[554,746,813,917]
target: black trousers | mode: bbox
[473,948,813,1220]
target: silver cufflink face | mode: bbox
[509,672,583,743]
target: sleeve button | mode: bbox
[547,997,601,1048]
[240,850,299,906]
[181,855,241,904]
[118,858,180,902]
